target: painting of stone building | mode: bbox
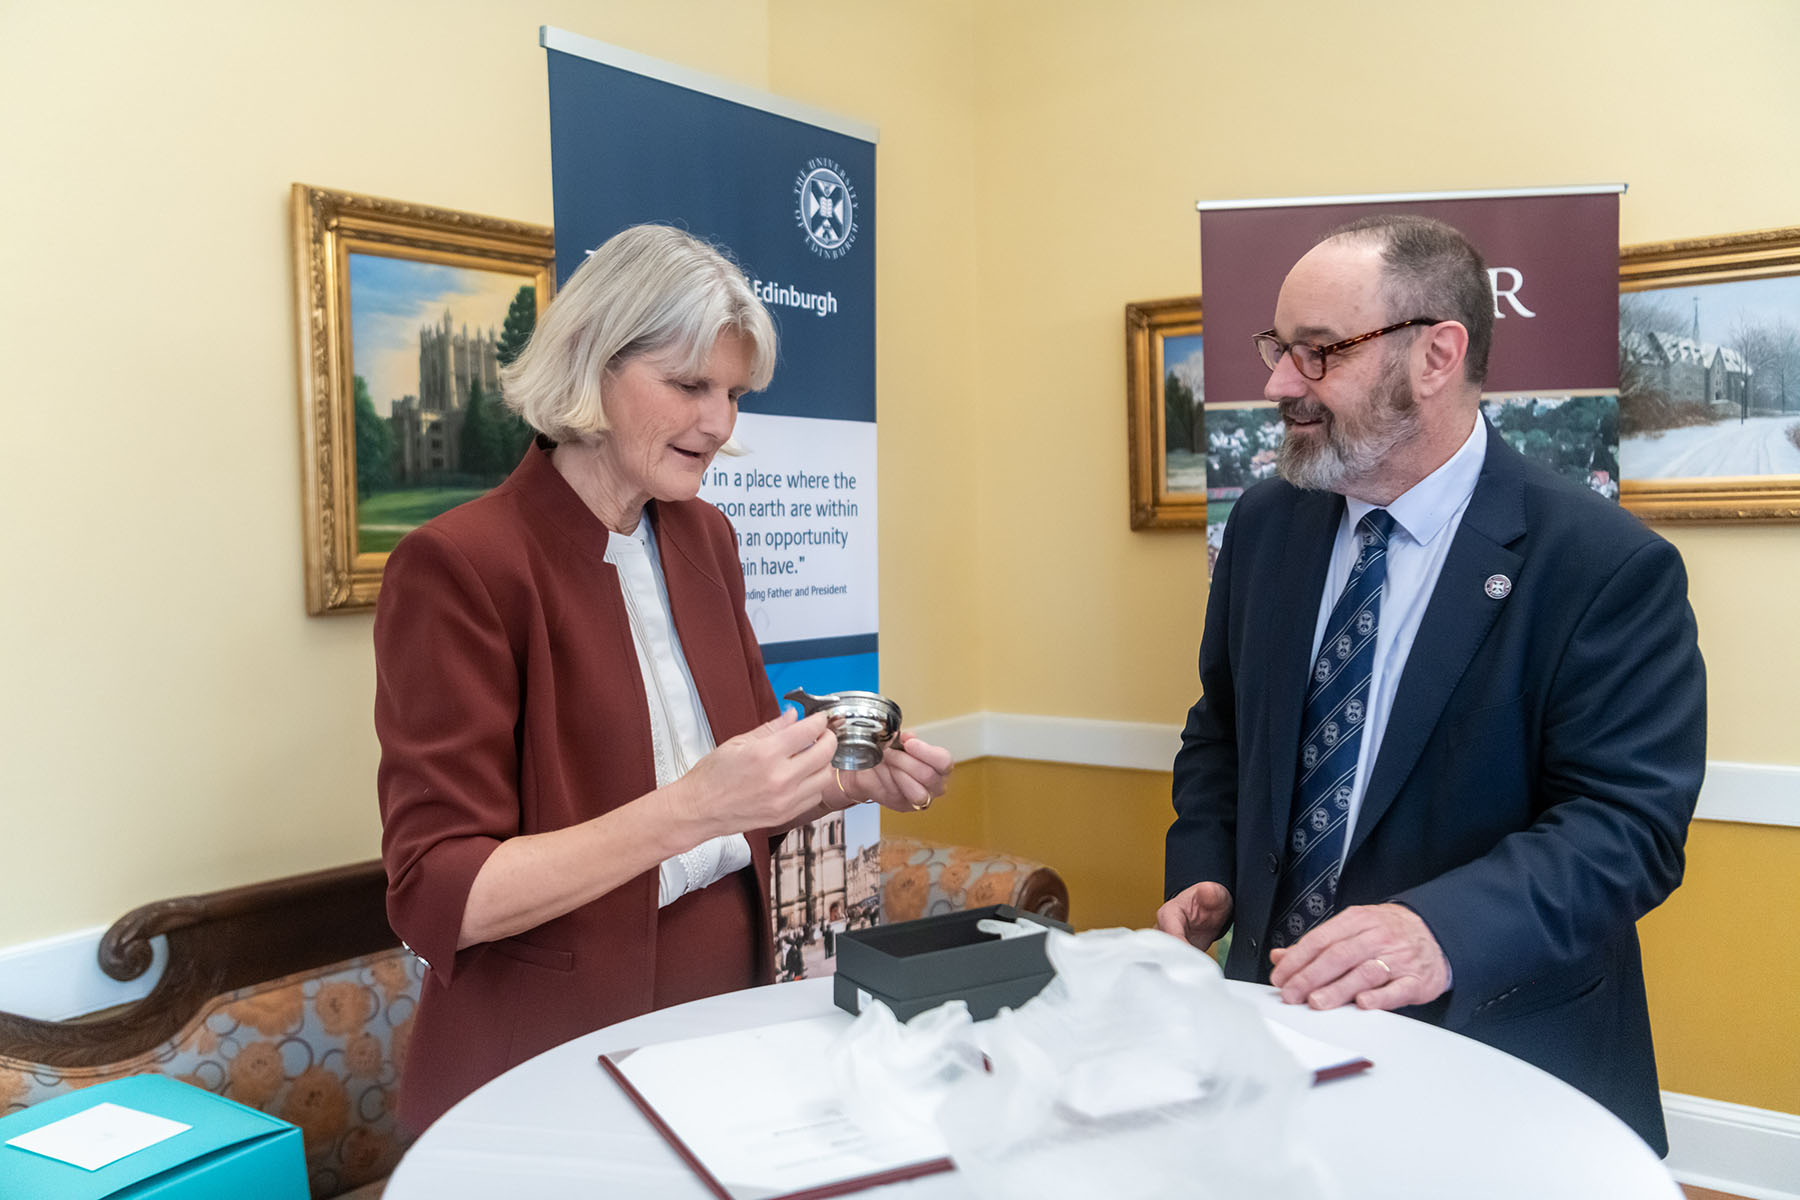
[388,312,504,486]
[1622,329,1753,418]
[346,253,539,553]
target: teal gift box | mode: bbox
[0,1074,307,1200]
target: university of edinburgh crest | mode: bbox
[795,158,859,260]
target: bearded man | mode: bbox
[1157,214,1705,1154]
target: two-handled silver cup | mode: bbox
[783,688,903,771]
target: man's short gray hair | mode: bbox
[499,224,777,449]
[1320,214,1494,385]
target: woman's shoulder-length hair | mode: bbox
[499,224,777,450]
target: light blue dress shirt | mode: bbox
[1309,415,1488,870]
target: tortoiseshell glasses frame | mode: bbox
[1251,317,1444,380]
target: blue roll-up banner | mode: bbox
[541,29,880,977]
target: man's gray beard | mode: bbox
[1276,358,1420,492]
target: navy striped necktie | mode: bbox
[1269,508,1395,953]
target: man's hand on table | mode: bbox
[1154,881,1234,954]
[1269,902,1450,1012]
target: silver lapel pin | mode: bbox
[1484,574,1513,600]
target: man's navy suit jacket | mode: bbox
[1166,421,1705,1154]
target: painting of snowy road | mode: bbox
[1624,415,1800,478]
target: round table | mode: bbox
[385,977,1679,1199]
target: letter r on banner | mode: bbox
[1488,267,1536,319]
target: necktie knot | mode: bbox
[1356,508,1395,554]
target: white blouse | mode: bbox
[603,513,751,907]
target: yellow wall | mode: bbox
[0,0,774,942]
[1640,821,1800,1113]
[767,0,985,719]
[853,0,1800,1114]
[937,0,1798,1116]
[885,758,1175,933]
[2,0,1794,1116]
[962,0,1800,724]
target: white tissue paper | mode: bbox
[832,927,1324,1200]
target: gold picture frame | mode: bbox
[293,184,555,613]
[1619,225,1800,521]
[1125,295,1206,529]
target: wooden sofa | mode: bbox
[0,842,1068,1199]
[0,862,411,1198]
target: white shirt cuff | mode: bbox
[657,833,753,907]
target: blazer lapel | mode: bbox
[1348,424,1528,859]
[1263,488,1343,849]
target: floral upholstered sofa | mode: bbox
[879,835,1069,924]
[0,950,419,1198]
[0,863,410,1199]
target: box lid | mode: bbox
[836,905,1067,1001]
[0,1075,294,1200]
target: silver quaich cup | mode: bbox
[783,689,903,771]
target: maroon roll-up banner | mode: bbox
[1198,188,1622,407]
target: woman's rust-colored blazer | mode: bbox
[374,442,780,1131]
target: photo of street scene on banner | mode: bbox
[772,803,880,982]
[1618,276,1800,480]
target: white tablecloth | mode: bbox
[385,976,1678,1199]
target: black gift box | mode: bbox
[833,904,1070,1022]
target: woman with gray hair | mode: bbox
[374,224,951,1131]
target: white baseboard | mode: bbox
[912,711,1180,773]
[912,712,1798,828]
[1693,761,1800,828]
[1664,1091,1800,1200]
[0,926,167,1022]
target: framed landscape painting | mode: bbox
[1125,296,1206,529]
[1618,225,1800,521]
[293,185,555,613]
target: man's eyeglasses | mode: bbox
[1251,318,1444,380]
